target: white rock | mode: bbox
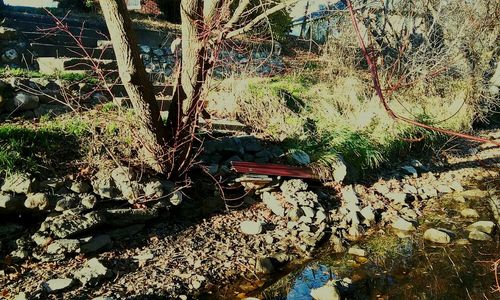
[341,185,358,205]
[468,230,492,241]
[391,217,416,231]
[169,191,183,206]
[460,208,479,219]
[423,229,451,244]
[13,292,28,300]
[240,221,263,235]
[466,221,495,234]
[360,206,375,223]
[262,192,285,217]
[301,206,315,218]
[348,247,366,256]
[310,280,340,300]
[42,278,74,292]
[449,181,464,192]
[24,193,49,210]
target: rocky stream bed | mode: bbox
[0,129,499,300]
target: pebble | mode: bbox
[460,208,479,219]
[42,278,74,292]
[391,217,416,231]
[468,230,492,241]
[423,228,451,244]
[466,221,495,234]
[240,221,263,235]
[348,247,366,257]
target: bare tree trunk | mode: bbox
[99,0,168,173]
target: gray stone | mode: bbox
[287,207,303,221]
[238,136,263,152]
[46,239,80,255]
[310,281,340,300]
[449,181,464,192]
[1,173,32,194]
[466,221,495,234]
[111,166,142,201]
[262,192,285,217]
[423,228,451,244]
[139,45,151,53]
[341,185,359,205]
[81,194,97,209]
[49,211,106,238]
[360,206,375,223]
[70,181,91,193]
[169,190,183,206]
[391,217,416,231]
[80,235,112,253]
[461,208,479,219]
[73,258,110,286]
[92,171,118,199]
[42,278,74,292]
[301,206,315,218]
[104,208,157,227]
[0,193,25,210]
[152,48,164,56]
[55,195,79,211]
[5,93,39,112]
[25,193,50,210]
[288,149,310,165]
[403,184,418,194]
[2,48,18,62]
[32,232,51,246]
[240,221,263,235]
[348,247,366,256]
[468,230,492,241]
[436,184,452,194]
[144,180,164,199]
[401,165,418,177]
[281,179,308,196]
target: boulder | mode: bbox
[288,149,310,165]
[73,258,111,286]
[423,228,451,244]
[49,211,106,238]
[92,171,118,199]
[111,167,142,201]
[1,173,32,194]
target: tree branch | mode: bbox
[346,0,500,147]
[224,0,251,30]
[226,0,299,39]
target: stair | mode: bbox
[37,57,117,74]
[31,43,115,60]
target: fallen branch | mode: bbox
[346,0,500,147]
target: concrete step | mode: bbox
[3,18,109,40]
[37,57,117,74]
[114,97,171,111]
[109,84,174,98]
[31,43,115,60]
[160,111,247,132]
[22,31,104,48]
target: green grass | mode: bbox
[230,70,473,179]
[0,120,89,175]
[0,68,98,84]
